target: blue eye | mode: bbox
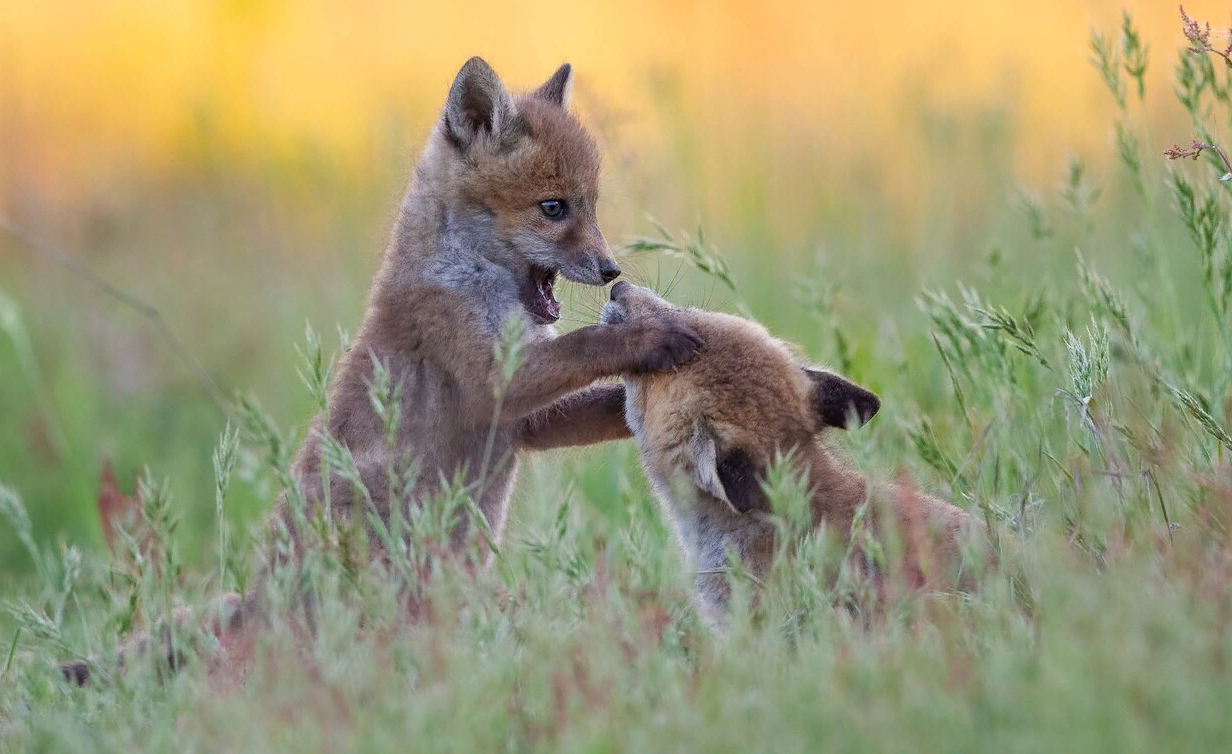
[539,199,567,219]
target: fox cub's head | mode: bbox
[601,282,880,514]
[433,57,617,325]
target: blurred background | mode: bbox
[0,1,1223,577]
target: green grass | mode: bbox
[3,11,1232,753]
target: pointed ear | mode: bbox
[443,57,518,150]
[685,421,759,514]
[686,420,734,511]
[533,63,573,107]
[805,368,880,430]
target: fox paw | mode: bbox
[630,320,703,373]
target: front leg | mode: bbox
[519,384,630,451]
[500,320,700,419]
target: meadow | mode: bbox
[2,4,1232,752]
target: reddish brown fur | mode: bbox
[63,58,702,684]
[282,59,701,554]
[602,283,987,624]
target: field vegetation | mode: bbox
[2,6,1232,752]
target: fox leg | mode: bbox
[519,384,630,450]
[499,320,700,419]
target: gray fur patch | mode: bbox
[424,209,552,339]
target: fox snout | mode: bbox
[560,238,620,286]
[560,253,619,286]
[602,281,672,325]
[601,280,636,325]
[599,257,621,283]
[558,217,619,285]
[607,281,662,308]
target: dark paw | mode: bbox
[632,321,703,373]
[61,660,91,686]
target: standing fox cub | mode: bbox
[601,282,987,625]
[63,59,700,684]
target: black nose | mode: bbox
[610,280,630,300]
[599,260,622,283]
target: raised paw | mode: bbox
[629,319,703,373]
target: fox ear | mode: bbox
[533,63,573,107]
[805,368,880,430]
[444,56,518,150]
[685,421,758,514]
[687,420,731,507]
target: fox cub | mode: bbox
[285,58,700,555]
[62,59,701,684]
[601,282,986,625]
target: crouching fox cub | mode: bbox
[601,282,988,625]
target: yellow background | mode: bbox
[2,1,1225,215]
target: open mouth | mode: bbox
[525,264,561,324]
